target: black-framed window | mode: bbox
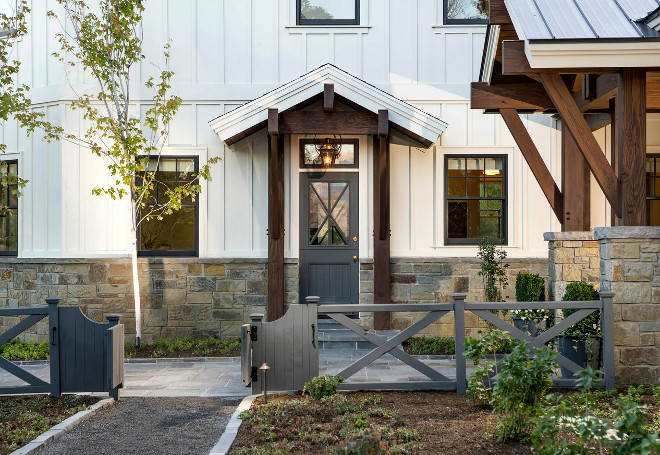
[444,0,489,25]
[300,138,359,169]
[647,155,660,227]
[297,0,359,25]
[138,157,199,257]
[445,155,507,245]
[0,160,18,256]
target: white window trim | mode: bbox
[286,0,370,33]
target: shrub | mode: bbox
[515,272,546,302]
[477,236,510,302]
[562,282,600,337]
[491,341,557,442]
[404,336,455,355]
[303,375,344,400]
[333,429,390,455]
[0,339,50,361]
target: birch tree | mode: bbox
[49,0,218,346]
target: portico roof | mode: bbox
[209,64,448,147]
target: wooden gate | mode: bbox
[242,300,319,394]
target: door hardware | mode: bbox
[353,236,358,242]
[353,256,358,261]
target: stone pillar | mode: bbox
[544,232,600,300]
[595,227,660,385]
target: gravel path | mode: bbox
[39,397,241,455]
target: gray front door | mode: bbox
[300,172,359,305]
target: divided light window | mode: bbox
[0,160,18,256]
[138,157,198,257]
[647,155,660,226]
[445,155,506,245]
[297,0,359,25]
[444,0,489,25]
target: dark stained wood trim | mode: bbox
[267,134,285,321]
[540,73,621,218]
[501,41,617,75]
[610,97,620,226]
[324,83,334,112]
[373,134,391,331]
[617,68,647,226]
[499,109,564,223]
[279,111,378,135]
[574,74,618,112]
[582,74,598,101]
[585,113,612,132]
[489,0,511,25]
[471,81,554,111]
[268,108,279,135]
[561,121,591,231]
[378,109,388,137]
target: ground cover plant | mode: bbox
[0,339,49,361]
[0,395,98,454]
[124,337,240,358]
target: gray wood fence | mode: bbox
[0,298,125,399]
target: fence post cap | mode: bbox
[305,296,320,305]
[45,298,60,305]
[250,313,265,322]
[106,314,121,322]
[451,293,467,300]
[599,292,615,298]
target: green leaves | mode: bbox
[477,236,510,302]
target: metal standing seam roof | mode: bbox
[506,0,660,40]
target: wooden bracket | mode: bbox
[378,110,389,136]
[324,83,334,112]
[268,108,279,135]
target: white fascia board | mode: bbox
[208,64,448,145]
[482,25,500,84]
[527,41,660,68]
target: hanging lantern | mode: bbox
[316,137,342,167]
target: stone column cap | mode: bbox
[543,231,595,241]
[593,226,660,240]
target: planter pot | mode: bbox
[512,317,547,338]
[557,335,602,379]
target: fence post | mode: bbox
[452,293,467,394]
[105,315,121,400]
[599,292,615,390]
[46,298,60,398]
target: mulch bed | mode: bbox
[231,391,531,454]
[0,395,99,455]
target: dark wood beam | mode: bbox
[378,109,388,137]
[540,73,621,218]
[499,109,564,223]
[489,0,511,25]
[562,121,591,231]
[617,68,647,226]
[267,109,285,320]
[279,111,378,135]
[471,81,554,111]
[502,41,618,75]
[323,83,334,112]
[585,113,612,132]
[373,128,391,331]
[574,74,618,111]
[610,98,620,226]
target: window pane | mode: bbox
[648,200,660,227]
[448,199,503,240]
[336,143,354,165]
[446,0,489,20]
[447,158,465,177]
[140,207,195,251]
[486,179,502,197]
[448,178,465,197]
[466,178,484,197]
[8,185,17,207]
[331,184,349,242]
[647,172,654,197]
[310,183,329,245]
[300,0,356,20]
[159,159,177,181]
[177,159,195,181]
[0,209,17,251]
[303,144,321,165]
[466,158,484,177]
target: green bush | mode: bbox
[404,336,455,355]
[492,341,557,442]
[515,272,546,302]
[477,236,510,302]
[333,429,390,455]
[0,339,50,361]
[124,337,241,358]
[562,282,600,336]
[303,375,344,400]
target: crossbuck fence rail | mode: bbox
[242,292,615,393]
[0,298,125,399]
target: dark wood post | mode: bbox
[373,110,391,330]
[267,108,285,320]
[610,98,620,226]
[617,68,647,226]
[561,121,590,231]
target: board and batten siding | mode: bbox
[0,0,652,259]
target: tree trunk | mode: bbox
[130,201,142,347]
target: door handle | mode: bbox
[353,236,358,242]
[353,256,358,261]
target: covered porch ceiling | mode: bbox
[472,0,660,231]
[208,63,448,148]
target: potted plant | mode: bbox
[512,273,548,337]
[557,281,601,378]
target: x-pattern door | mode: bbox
[300,172,359,305]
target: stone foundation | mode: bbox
[595,227,660,385]
[360,257,549,339]
[544,232,600,300]
[0,258,299,344]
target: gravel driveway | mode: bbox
[39,397,241,455]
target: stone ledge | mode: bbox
[543,231,595,241]
[594,227,660,240]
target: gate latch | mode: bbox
[250,325,258,342]
[251,366,259,382]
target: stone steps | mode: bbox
[318,319,400,350]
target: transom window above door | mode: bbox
[301,139,358,168]
[445,155,507,245]
[297,0,360,25]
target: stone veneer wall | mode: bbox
[595,227,660,385]
[544,232,600,300]
[359,258,549,338]
[0,258,299,344]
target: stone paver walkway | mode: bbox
[0,352,469,397]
